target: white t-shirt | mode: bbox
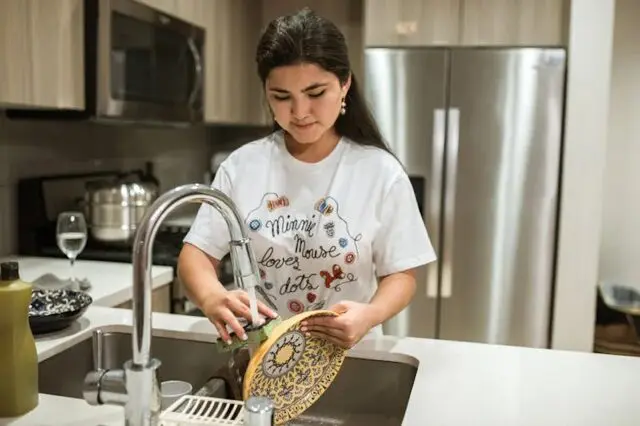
[183,130,436,332]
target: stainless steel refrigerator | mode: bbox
[364,47,566,348]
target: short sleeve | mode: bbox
[182,165,233,260]
[372,172,437,277]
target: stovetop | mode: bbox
[30,229,185,268]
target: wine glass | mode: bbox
[56,211,88,290]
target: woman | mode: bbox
[178,8,436,349]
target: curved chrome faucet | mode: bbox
[83,183,263,425]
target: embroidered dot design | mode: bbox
[249,219,262,231]
[262,331,306,378]
[345,252,356,264]
[288,299,304,314]
[338,238,348,248]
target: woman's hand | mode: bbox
[300,301,382,349]
[202,289,278,344]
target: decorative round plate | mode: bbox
[242,310,347,425]
[29,289,93,334]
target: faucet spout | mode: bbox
[84,183,262,426]
[131,183,259,367]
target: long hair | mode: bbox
[255,7,393,155]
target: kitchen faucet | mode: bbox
[83,183,270,425]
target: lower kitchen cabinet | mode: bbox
[114,284,172,314]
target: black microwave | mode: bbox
[6,0,205,126]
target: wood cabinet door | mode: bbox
[28,0,85,109]
[460,0,568,46]
[203,1,267,125]
[0,0,32,107]
[365,0,460,47]
[0,0,84,109]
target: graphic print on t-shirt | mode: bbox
[245,192,361,315]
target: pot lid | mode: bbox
[86,179,157,204]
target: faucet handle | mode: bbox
[92,329,104,371]
[83,370,104,405]
[244,396,275,426]
[83,369,128,406]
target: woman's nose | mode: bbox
[291,98,311,119]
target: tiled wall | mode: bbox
[0,114,211,256]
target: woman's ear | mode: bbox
[342,73,352,97]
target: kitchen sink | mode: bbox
[38,325,418,425]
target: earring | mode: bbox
[340,98,346,115]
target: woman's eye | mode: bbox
[273,95,290,101]
[308,91,325,98]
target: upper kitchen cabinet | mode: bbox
[203,0,267,125]
[261,0,365,84]
[0,0,84,109]
[363,0,569,47]
[459,0,569,46]
[364,0,461,47]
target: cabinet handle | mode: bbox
[395,21,417,35]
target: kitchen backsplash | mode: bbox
[208,124,272,152]
[0,115,211,256]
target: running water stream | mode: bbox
[246,285,261,358]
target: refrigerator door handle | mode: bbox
[441,108,460,299]
[427,108,446,298]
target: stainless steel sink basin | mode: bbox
[38,325,418,425]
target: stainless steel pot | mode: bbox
[84,175,158,243]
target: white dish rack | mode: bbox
[160,395,246,426]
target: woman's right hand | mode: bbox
[201,288,278,344]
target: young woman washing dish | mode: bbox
[178,8,436,349]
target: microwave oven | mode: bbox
[6,0,205,126]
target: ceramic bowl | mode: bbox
[29,289,93,334]
[242,310,347,425]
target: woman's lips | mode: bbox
[292,122,316,129]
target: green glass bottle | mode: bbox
[0,261,38,417]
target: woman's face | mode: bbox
[265,62,350,144]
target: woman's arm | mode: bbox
[301,268,417,348]
[177,243,224,307]
[366,269,417,326]
[177,243,277,343]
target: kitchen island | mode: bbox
[2,305,640,426]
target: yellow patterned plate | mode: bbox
[242,310,347,425]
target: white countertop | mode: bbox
[2,305,640,426]
[1,256,174,307]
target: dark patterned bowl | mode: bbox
[29,289,93,335]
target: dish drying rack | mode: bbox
[160,395,245,425]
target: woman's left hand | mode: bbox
[300,301,381,349]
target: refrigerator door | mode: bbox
[364,48,448,338]
[439,48,566,347]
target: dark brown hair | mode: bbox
[255,7,392,154]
